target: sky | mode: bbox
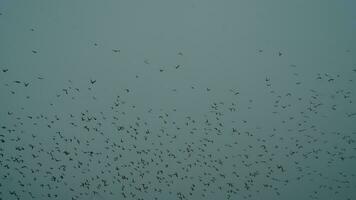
[0,1,356,200]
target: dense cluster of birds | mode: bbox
[1,12,356,200]
[1,51,356,200]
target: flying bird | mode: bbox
[90,79,96,84]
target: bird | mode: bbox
[90,79,96,84]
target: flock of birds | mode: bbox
[1,47,355,200]
[1,12,356,200]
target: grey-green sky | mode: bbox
[1,1,356,200]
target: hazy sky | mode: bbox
[0,1,356,200]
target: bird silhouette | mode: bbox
[90,79,96,84]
